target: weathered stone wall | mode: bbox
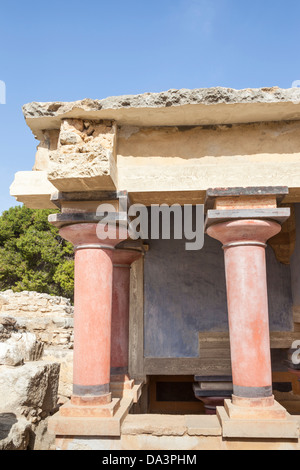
[0,290,74,349]
[0,291,74,449]
[0,290,74,399]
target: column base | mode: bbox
[71,393,112,407]
[48,397,133,437]
[217,400,299,439]
[225,398,287,420]
[61,398,121,418]
[232,394,275,408]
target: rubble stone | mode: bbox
[0,413,31,450]
[0,361,60,419]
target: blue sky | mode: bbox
[0,0,300,213]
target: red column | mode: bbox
[59,223,127,406]
[207,219,281,406]
[111,249,142,380]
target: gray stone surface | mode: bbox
[22,87,300,142]
[23,87,300,119]
[0,361,60,418]
[0,291,74,350]
[0,332,44,366]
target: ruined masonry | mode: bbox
[9,87,300,450]
[0,291,74,450]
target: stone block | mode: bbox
[0,361,60,416]
[47,119,118,192]
[122,414,187,437]
[43,349,73,398]
[185,415,222,436]
[49,398,133,437]
[224,399,288,420]
[0,341,24,366]
[10,171,57,209]
[0,332,44,365]
[217,406,299,439]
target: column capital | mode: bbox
[207,218,282,247]
[59,222,128,249]
[112,248,143,267]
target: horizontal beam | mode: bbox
[205,207,291,230]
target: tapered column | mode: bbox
[59,223,128,406]
[207,219,281,406]
[111,249,143,380]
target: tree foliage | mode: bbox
[0,206,74,300]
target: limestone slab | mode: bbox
[0,361,60,415]
[217,406,299,439]
[10,171,57,209]
[121,414,187,437]
[205,208,291,230]
[23,88,300,141]
[185,415,222,436]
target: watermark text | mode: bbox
[96,203,205,251]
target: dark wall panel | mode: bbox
[144,233,293,359]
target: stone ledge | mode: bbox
[10,171,57,209]
[185,415,222,437]
[122,415,186,437]
[217,406,299,439]
[22,87,300,142]
[205,208,291,230]
[121,414,222,437]
[50,412,300,449]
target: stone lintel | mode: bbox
[9,171,57,209]
[205,187,289,212]
[48,211,128,229]
[51,190,129,208]
[214,195,278,211]
[22,88,300,143]
[205,208,291,231]
[50,190,130,217]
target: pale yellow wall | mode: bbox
[117,121,300,197]
[11,119,300,208]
